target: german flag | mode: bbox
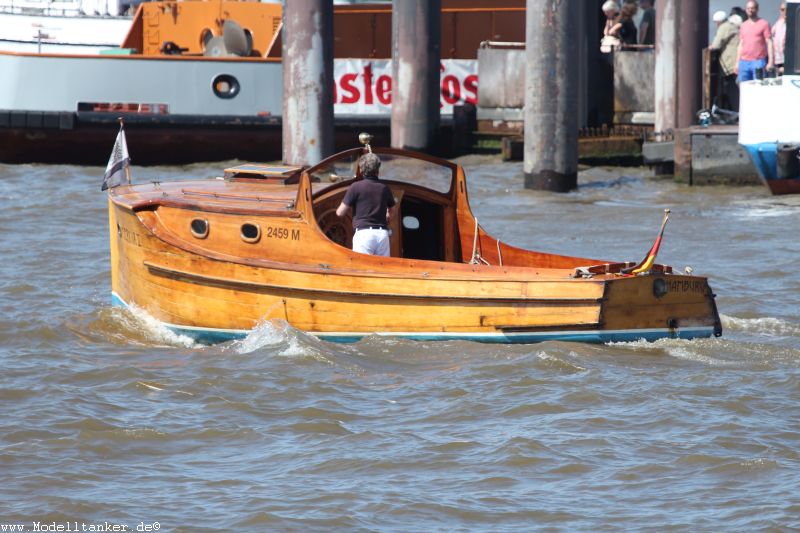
[622,209,670,275]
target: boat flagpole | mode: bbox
[101,118,131,191]
[622,209,670,275]
[122,118,132,186]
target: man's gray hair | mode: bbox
[359,153,381,177]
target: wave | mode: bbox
[535,350,588,373]
[227,319,310,357]
[721,314,800,337]
[121,304,199,348]
[607,337,745,366]
[71,305,201,349]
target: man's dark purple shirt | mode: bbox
[342,176,396,230]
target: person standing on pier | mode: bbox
[735,0,774,81]
[638,0,656,46]
[608,2,638,48]
[601,1,621,52]
[336,153,396,257]
[772,2,787,74]
[711,10,743,110]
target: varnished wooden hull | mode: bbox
[108,180,721,345]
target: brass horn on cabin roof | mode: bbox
[358,132,373,153]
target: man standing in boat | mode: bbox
[336,153,397,256]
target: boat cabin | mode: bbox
[308,148,460,263]
[111,145,615,275]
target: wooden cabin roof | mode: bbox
[110,176,342,217]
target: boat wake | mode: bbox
[227,319,308,356]
[730,196,800,219]
[721,314,800,337]
[221,319,360,368]
[118,304,199,348]
[76,304,199,348]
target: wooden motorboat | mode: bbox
[107,137,722,344]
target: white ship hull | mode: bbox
[0,0,131,54]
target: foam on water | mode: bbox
[121,304,199,349]
[535,350,587,373]
[608,337,739,366]
[729,195,800,219]
[722,314,800,336]
[229,319,306,357]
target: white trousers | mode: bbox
[352,228,390,256]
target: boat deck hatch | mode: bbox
[224,164,304,184]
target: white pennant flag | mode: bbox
[101,123,130,191]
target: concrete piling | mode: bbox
[524,0,579,192]
[390,0,441,152]
[655,0,708,139]
[282,0,335,166]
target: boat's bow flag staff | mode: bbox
[101,118,131,191]
[622,209,671,275]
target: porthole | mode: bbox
[190,218,209,239]
[212,74,240,99]
[653,277,667,298]
[241,222,261,243]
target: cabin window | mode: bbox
[212,74,240,99]
[240,222,261,243]
[402,216,420,230]
[190,218,209,239]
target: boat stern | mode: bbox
[600,274,722,341]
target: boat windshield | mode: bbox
[309,152,454,194]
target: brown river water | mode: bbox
[1,157,799,531]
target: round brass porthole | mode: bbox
[240,222,261,243]
[190,218,209,239]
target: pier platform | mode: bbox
[671,125,760,186]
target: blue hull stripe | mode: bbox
[742,142,778,182]
[111,292,714,345]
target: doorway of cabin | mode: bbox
[400,198,442,261]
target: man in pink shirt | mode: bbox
[735,0,774,82]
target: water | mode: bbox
[1,159,799,531]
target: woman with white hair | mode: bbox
[601,1,621,53]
